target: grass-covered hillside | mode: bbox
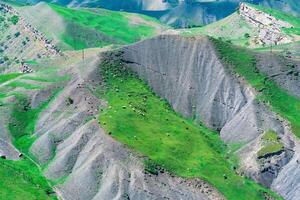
[185,12,255,47]
[0,158,55,200]
[99,58,282,200]
[18,3,166,50]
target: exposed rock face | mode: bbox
[29,51,224,200]
[120,35,288,142]
[119,34,299,199]
[256,52,300,98]
[239,3,293,46]
[121,35,251,133]
[272,137,300,200]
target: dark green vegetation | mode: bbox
[99,58,281,200]
[212,38,300,139]
[49,4,161,50]
[257,130,284,158]
[9,15,19,25]
[0,73,22,84]
[250,3,300,36]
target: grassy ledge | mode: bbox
[0,73,22,84]
[98,58,281,200]
[257,130,284,158]
[211,38,300,139]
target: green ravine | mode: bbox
[0,72,64,200]
[99,59,281,200]
[211,38,300,139]
[0,93,57,199]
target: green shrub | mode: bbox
[9,15,19,25]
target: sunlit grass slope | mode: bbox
[185,12,255,47]
[49,4,164,50]
[0,158,56,200]
[99,59,281,200]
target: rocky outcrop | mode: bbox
[239,3,293,46]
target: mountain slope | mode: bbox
[119,34,300,200]
[1,1,300,200]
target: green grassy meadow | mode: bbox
[99,59,281,200]
[49,4,160,50]
[0,73,22,84]
[0,158,55,200]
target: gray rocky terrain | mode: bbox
[256,53,300,98]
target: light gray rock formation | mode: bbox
[256,52,300,98]
[239,3,293,45]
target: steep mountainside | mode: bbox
[1,1,300,200]
[0,34,284,200]
[118,35,300,199]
